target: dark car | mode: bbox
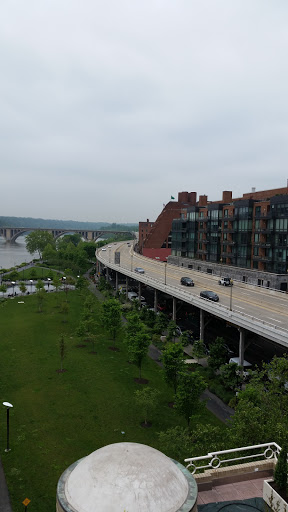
[200,290,219,302]
[180,277,194,286]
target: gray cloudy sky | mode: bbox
[1,1,288,223]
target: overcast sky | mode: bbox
[1,1,288,223]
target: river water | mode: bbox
[0,236,35,269]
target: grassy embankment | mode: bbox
[0,290,225,512]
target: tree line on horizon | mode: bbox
[0,216,138,232]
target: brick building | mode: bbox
[139,192,197,261]
[140,186,288,285]
[171,186,288,275]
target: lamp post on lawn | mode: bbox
[11,281,15,295]
[30,279,33,293]
[3,402,13,452]
[47,278,51,290]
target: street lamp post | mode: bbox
[3,402,13,452]
[30,280,33,293]
[11,281,16,295]
[47,278,51,290]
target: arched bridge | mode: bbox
[0,227,135,243]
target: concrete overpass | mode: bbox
[96,242,288,355]
[0,227,135,242]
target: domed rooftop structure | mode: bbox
[56,442,197,512]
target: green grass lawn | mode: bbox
[0,291,225,512]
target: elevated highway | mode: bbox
[96,242,288,350]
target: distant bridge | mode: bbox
[0,227,135,243]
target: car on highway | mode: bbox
[200,290,219,302]
[218,277,233,286]
[101,248,106,251]
[134,267,145,274]
[180,277,194,286]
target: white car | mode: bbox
[134,267,145,274]
[101,248,106,251]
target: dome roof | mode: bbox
[59,442,195,512]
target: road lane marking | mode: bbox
[267,318,282,323]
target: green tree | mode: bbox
[180,331,192,347]
[75,276,88,294]
[174,371,207,427]
[29,268,37,279]
[35,280,44,292]
[208,337,228,372]
[58,334,67,372]
[25,230,55,259]
[139,307,156,329]
[42,243,58,263]
[192,339,206,362]
[19,282,27,295]
[53,274,61,294]
[153,312,169,334]
[220,362,240,391]
[134,387,160,426]
[264,355,288,394]
[274,441,288,493]
[162,342,185,394]
[0,283,7,297]
[229,363,288,446]
[167,320,178,342]
[36,288,46,313]
[127,329,150,379]
[101,299,122,346]
[158,424,226,464]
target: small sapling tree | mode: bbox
[162,342,185,394]
[134,387,160,426]
[174,371,207,427]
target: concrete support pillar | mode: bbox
[115,271,118,291]
[154,289,158,312]
[138,282,142,301]
[126,276,128,299]
[200,309,205,341]
[106,267,109,282]
[172,297,176,322]
[239,328,245,367]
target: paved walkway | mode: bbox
[197,476,266,505]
